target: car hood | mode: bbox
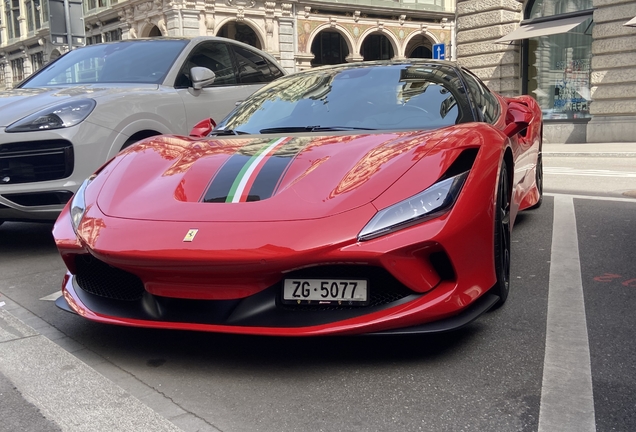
[96,130,453,222]
[0,85,158,127]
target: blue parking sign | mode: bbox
[433,43,446,60]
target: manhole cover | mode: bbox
[623,190,636,198]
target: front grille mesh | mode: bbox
[0,140,74,184]
[75,255,145,301]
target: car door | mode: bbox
[174,41,257,130]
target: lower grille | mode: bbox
[75,255,145,301]
[0,140,74,184]
[2,191,74,206]
[277,265,415,311]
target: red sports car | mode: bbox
[53,60,543,336]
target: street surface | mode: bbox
[0,148,634,431]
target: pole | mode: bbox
[63,0,73,50]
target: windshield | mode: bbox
[215,63,473,134]
[21,40,189,87]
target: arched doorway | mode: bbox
[406,35,433,58]
[361,33,394,61]
[310,30,349,67]
[217,22,261,49]
[148,25,162,37]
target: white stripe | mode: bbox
[39,291,62,301]
[545,167,636,178]
[545,192,636,203]
[231,137,287,203]
[538,195,595,432]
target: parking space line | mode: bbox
[39,291,62,302]
[538,195,595,432]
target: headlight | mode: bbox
[6,99,96,132]
[70,175,95,232]
[358,171,469,241]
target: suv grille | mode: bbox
[0,140,74,184]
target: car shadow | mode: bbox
[0,222,57,252]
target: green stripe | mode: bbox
[224,139,279,203]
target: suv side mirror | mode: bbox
[191,67,216,90]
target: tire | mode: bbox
[491,162,511,308]
[528,152,543,210]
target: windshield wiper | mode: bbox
[259,126,375,134]
[208,129,249,136]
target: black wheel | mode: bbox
[528,152,543,209]
[491,163,511,308]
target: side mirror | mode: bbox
[189,118,216,137]
[503,101,534,137]
[191,67,216,90]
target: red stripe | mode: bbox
[238,138,291,202]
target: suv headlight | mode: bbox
[6,99,96,132]
[358,171,469,241]
[70,175,96,232]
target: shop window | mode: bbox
[525,0,593,120]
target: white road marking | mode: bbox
[546,192,636,203]
[538,195,595,432]
[545,167,636,178]
[39,291,62,301]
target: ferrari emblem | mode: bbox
[183,229,199,242]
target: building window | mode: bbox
[103,29,122,42]
[25,0,41,32]
[5,0,22,39]
[11,58,24,83]
[525,0,594,120]
[31,52,44,72]
[0,64,5,87]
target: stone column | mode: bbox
[455,0,522,97]
[587,0,636,142]
[279,3,295,72]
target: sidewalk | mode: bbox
[0,295,218,432]
[543,142,636,157]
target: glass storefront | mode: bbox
[526,0,593,120]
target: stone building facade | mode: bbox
[0,0,454,89]
[456,0,636,143]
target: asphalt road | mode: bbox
[0,153,635,432]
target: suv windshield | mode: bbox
[21,40,189,87]
[216,63,473,133]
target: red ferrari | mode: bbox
[53,60,543,336]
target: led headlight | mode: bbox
[358,171,469,241]
[6,99,96,132]
[70,175,96,232]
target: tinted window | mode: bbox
[232,45,282,84]
[21,40,188,87]
[216,64,474,133]
[461,69,499,123]
[175,42,237,88]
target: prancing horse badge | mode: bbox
[183,229,198,242]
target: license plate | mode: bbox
[283,279,368,305]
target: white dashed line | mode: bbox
[538,194,595,432]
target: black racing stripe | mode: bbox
[245,140,304,201]
[202,154,252,203]
[246,155,294,202]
